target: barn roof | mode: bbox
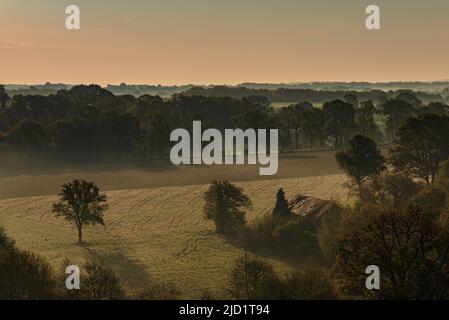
[288,195,334,219]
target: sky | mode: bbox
[1,0,449,85]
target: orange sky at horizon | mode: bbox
[2,0,449,86]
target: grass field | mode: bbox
[0,150,342,199]
[0,151,348,298]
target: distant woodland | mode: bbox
[1,83,449,169]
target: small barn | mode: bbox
[288,194,335,219]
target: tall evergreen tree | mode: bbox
[272,188,292,219]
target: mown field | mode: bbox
[0,151,348,298]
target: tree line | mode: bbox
[2,84,449,167]
[184,85,446,104]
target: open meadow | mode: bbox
[0,151,348,298]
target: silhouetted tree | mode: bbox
[68,84,114,108]
[52,180,108,244]
[335,205,449,299]
[148,113,171,159]
[301,107,324,150]
[336,135,385,186]
[279,102,313,148]
[279,105,303,148]
[382,98,415,140]
[272,188,292,219]
[390,114,449,184]
[355,100,381,141]
[0,85,9,109]
[323,100,357,148]
[204,181,252,234]
[81,262,125,300]
[230,253,280,299]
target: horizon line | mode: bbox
[5,79,449,87]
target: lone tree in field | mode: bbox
[52,180,108,244]
[336,135,385,186]
[272,188,292,219]
[203,181,252,234]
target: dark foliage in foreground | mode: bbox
[335,205,449,299]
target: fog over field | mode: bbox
[0,151,342,199]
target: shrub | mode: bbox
[272,216,320,258]
[136,281,182,300]
[358,172,422,208]
[317,205,343,261]
[229,253,280,300]
[281,264,338,300]
[0,228,56,299]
